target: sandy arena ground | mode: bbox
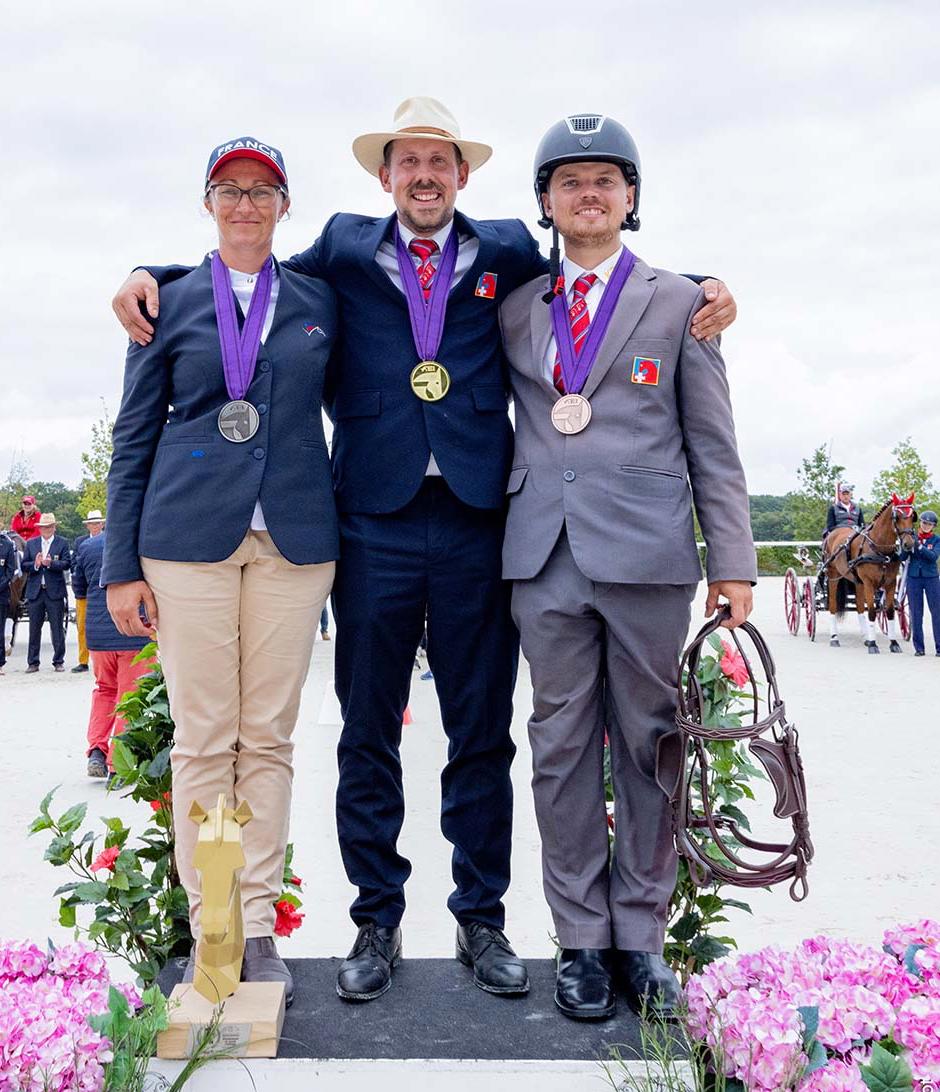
[0,577,936,966]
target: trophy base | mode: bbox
[156,980,286,1059]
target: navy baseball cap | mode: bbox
[205,137,288,189]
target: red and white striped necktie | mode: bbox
[408,238,439,301]
[553,272,598,393]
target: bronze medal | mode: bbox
[551,393,592,435]
[410,361,451,403]
[218,400,260,443]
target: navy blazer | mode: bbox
[22,535,71,600]
[908,533,940,580]
[0,535,16,596]
[103,257,339,585]
[73,533,149,651]
[286,212,547,514]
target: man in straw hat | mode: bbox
[111,97,738,1004]
[70,509,106,673]
[21,512,71,673]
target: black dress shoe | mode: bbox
[456,922,529,995]
[71,663,89,673]
[555,948,615,1020]
[915,651,925,657]
[617,951,681,1018]
[25,665,39,674]
[336,924,401,1001]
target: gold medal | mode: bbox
[410,361,451,402]
[551,393,592,434]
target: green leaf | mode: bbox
[56,801,88,836]
[109,871,130,891]
[110,739,136,778]
[58,899,76,928]
[798,1005,820,1048]
[28,815,54,834]
[147,747,171,779]
[859,1042,914,1092]
[688,935,731,965]
[43,835,74,866]
[805,1038,828,1074]
[721,899,753,914]
[669,912,701,942]
[74,881,110,902]
[37,786,59,819]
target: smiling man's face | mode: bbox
[543,161,634,250]
[379,137,469,235]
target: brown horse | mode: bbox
[823,493,917,654]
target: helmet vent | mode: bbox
[566,114,605,135]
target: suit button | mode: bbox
[257,403,268,415]
[563,470,576,482]
[259,361,271,373]
[253,448,265,460]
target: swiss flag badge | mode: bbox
[631,356,661,386]
[474,272,498,299]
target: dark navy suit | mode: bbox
[151,215,546,929]
[22,534,71,667]
[0,534,18,668]
[73,534,148,652]
[290,212,546,927]
[103,257,339,587]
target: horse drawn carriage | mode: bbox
[783,494,916,652]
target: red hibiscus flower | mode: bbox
[274,900,305,938]
[719,641,750,688]
[287,876,302,887]
[149,792,172,813]
[90,846,121,873]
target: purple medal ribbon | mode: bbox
[395,226,459,360]
[210,250,274,400]
[550,247,637,395]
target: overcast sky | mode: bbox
[3,1,938,499]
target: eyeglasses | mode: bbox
[206,184,286,208]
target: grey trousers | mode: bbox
[511,530,695,951]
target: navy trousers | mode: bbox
[907,575,940,654]
[332,478,518,929]
[0,592,9,667]
[27,588,66,667]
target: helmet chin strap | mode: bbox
[541,221,565,305]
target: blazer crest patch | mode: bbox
[631,356,661,386]
[474,272,498,299]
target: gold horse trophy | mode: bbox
[190,794,253,1002]
[156,794,286,1059]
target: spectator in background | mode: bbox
[0,529,17,675]
[320,605,331,641]
[72,527,151,777]
[22,513,71,672]
[71,509,106,673]
[12,496,41,541]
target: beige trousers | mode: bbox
[142,531,334,937]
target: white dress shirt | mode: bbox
[229,265,280,531]
[543,245,626,383]
[39,534,53,586]
[377,218,480,477]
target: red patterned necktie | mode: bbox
[408,238,439,301]
[553,272,599,393]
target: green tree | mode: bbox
[78,402,114,520]
[786,444,845,540]
[870,437,937,509]
[0,452,32,528]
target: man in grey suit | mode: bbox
[500,115,757,1021]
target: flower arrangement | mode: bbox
[683,919,940,1091]
[0,939,140,1092]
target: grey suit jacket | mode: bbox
[500,256,757,585]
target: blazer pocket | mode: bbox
[506,466,528,494]
[615,465,685,497]
[472,386,508,412]
[333,390,382,419]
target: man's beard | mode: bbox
[562,218,619,249]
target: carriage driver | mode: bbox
[825,482,864,534]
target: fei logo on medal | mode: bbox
[631,356,661,386]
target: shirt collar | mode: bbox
[562,244,625,294]
[397,217,455,253]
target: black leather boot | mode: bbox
[336,924,402,1001]
[554,948,615,1020]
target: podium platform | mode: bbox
[149,957,684,1089]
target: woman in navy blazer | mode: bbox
[104,138,338,1005]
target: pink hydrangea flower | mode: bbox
[800,1057,868,1091]
[895,993,940,1083]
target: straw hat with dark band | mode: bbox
[352,97,492,177]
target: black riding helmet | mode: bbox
[533,114,641,302]
[533,114,642,231]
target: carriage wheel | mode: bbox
[803,577,817,641]
[877,608,888,635]
[784,568,800,635]
[898,599,912,641]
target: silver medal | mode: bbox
[218,400,260,443]
[551,394,592,435]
